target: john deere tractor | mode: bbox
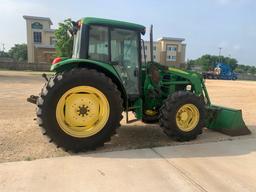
[28,17,250,152]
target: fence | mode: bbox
[0,61,51,71]
[237,73,256,81]
[0,61,256,80]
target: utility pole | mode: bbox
[2,43,5,52]
[218,47,222,63]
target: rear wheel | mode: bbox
[37,68,123,152]
[160,91,205,141]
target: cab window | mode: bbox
[110,28,140,95]
[88,26,109,62]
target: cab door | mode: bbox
[110,28,140,96]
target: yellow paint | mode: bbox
[56,86,110,138]
[176,104,200,132]
[145,109,157,116]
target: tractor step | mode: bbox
[125,110,140,124]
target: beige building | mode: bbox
[23,15,56,63]
[142,37,186,68]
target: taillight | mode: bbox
[77,20,82,28]
[52,57,62,65]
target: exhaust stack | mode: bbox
[150,25,154,63]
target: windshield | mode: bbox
[72,27,82,58]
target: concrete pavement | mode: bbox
[1,138,256,192]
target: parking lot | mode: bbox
[0,70,255,163]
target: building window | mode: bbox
[153,55,156,60]
[167,55,176,61]
[50,37,57,45]
[153,46,156,51]
[33,32,42,43]
[145,46,147,50]
[167,45,177,51]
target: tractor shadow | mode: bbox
[77,125,256,159]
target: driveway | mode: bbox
[1,138,256,192]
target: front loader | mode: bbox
[28,17,250,152]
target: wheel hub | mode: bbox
[56,86,110,138]
[180,111,188,121]
[176,104,200,132]
[77,105,90,117]
[65,93,100,127]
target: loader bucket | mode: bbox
[206,105,251,136]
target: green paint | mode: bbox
[133,98,143,119]
[168,67,203,95]
[31,22,43,29]
[206,105,250,136]
[51,58,121,80]
[81,17,145,34]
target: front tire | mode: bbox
[160,91,205,141]
[37,68,123,152]
[142,110,159,124]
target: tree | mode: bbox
[188,54,238,72]
[55,19,73,57]
[235,65,256,75]
[8,44,27,61]
[0,51,9,58]
[248,66,256,74]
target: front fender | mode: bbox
[168,67,203,95]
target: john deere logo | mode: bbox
[32,22,43,29]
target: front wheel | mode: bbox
[36,68,123,152]
[160,91,205,141]
[142,110,159,124]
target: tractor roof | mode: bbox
[81,17,146,34]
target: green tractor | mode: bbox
[28,17,250,152]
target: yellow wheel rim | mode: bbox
[56,86,110,138]
[176,104,200,132]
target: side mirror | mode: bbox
[67,21,78,37]
[67,29,73,38]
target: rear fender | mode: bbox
[51,58,128,108]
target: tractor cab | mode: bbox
[69,18,146,97]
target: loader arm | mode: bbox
[167,67,211,102]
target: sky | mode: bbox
[0,0,255,65]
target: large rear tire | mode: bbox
[159,91,205,141]
[37,68,123,152]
